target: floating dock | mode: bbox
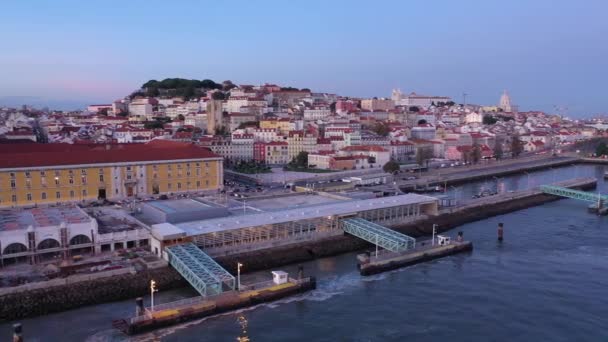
[112,273,315,335]
[357,237,473,276]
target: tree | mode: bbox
[416,147,433,166]
[222,80,236,91]
[372,122,390,137]
[211,91,226,100]
[289,151,309,169]
[177,114,185,121]
[494,140,504,160]
[417,119,427,125]
[98,108,109,116]
[329,102,337,113]
[237,121,259,129]
[409,106,420,112]
[596,142,608,156]
[383,160,400,174]
[470,144,482,164]
[511,135,523,158]
[483,115,498,125]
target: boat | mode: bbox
[604,171,608,180]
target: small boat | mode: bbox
[604,171,608,180]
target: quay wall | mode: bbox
[0,179,596,321]
[0,264,186,321]
[427,157,580,187]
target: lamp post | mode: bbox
[150,280,158,312]
[237,262,243,291]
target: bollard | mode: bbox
[457,231,464,242]
[136,297,145,316]
[13,323,23,342]
[497,223,504,242]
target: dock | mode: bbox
[357,237,473,276]
[113,274,315,335]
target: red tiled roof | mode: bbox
[0,140,219,169]
[341,145,387,152]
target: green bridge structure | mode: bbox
[341,217,416,252]
[166,243,236,296]
[540,185,608,207]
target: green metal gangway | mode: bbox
[540,185,608,206]
[166,243,235,297]
[341,217,416,252]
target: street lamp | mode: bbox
[150,280,158,312]
[237,262,243,291]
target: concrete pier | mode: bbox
[357,240,473,276]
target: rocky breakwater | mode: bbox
[0,263,186,321]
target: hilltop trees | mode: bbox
[137,78,223,100]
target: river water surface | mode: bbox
[1,165,607,341]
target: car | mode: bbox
[404,176,417,180]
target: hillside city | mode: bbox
[2,79,607,179]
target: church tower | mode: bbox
[499,90,512,112]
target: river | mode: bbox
[1,164,607,341]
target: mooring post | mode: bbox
[136,297,145,317]
[457,231,464,242]
[497,223,504,242]
[13,323,23,342]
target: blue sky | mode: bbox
[1,0,606,116]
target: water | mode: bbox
[1,165,607,342]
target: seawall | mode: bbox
[0,265,186,321]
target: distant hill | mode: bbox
[133,78,225,100]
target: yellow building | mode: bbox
[259,118,292,134]
[0,140,223,208]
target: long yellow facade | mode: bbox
[0,160,222,208]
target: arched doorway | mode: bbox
[37,238,61,262]
[2,243,28,265]
[69,234,93,256]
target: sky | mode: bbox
[0,0,607,116]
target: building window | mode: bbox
[41,192,47,200]
[81,176,87,185]
[205,162,209,167]
[205,180,209,186]
[99,174,104,182]
[55,177,60,186]
[126,166,132,171]
[69,178,74,185]
[196,169,200,176]
[54,171,60,177]
[26,179,31,187]
[69,170,73,176]
[186,171,191,177]
[196,181,201,187]
[98,168,104,174]
[26,193,32,201]
[153,165,158,170]
[56,192,61,199]
[70,190,75,198]
[153,173,157,179]
[177,182,182,189]
[81,169,87,175]
[41,178,47,186]
[167,165,172,170]
[82,189,87,197]
[177,164,182,170]
[40,171,46,177]
[10,180,16,188]
[12,194,17,202]
[25,171,31,178]
[196,162,200,167]
[168,183,172,189]
[10,172,15,178]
